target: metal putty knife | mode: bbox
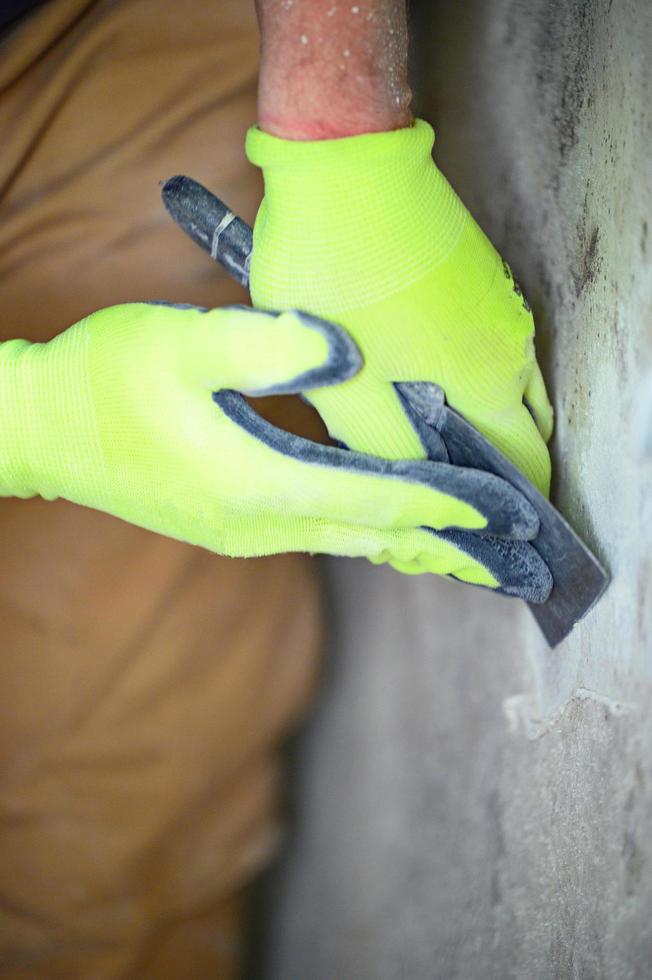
[161,175,609,647]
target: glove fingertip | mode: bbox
[489,485,540,540]
[248,311,362,396]
[411,462,541,540]
[437,529,553,604]
[524,363,555,443]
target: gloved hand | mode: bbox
[246,119,553,496]
[0,302,542,578]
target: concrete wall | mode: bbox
[260,2,652,977]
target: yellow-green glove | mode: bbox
[0,302,540,571]
[246,120,553,497]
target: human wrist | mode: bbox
[257,58,411,139]
[255,0,412,139]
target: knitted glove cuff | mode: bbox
[245,119,467,314]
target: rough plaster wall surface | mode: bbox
[261,2,652,978]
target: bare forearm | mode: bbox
[254,0,412,139]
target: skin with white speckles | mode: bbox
[255,0,411,139]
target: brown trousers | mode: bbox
[0,2,322,976]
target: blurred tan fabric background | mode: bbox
[0,2,323,976]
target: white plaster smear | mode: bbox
[503,686,634,740]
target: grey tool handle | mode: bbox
[161,175,609,646]
[162,176,252,287]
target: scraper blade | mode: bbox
[161,175,610,646]
[394,382,608,646]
